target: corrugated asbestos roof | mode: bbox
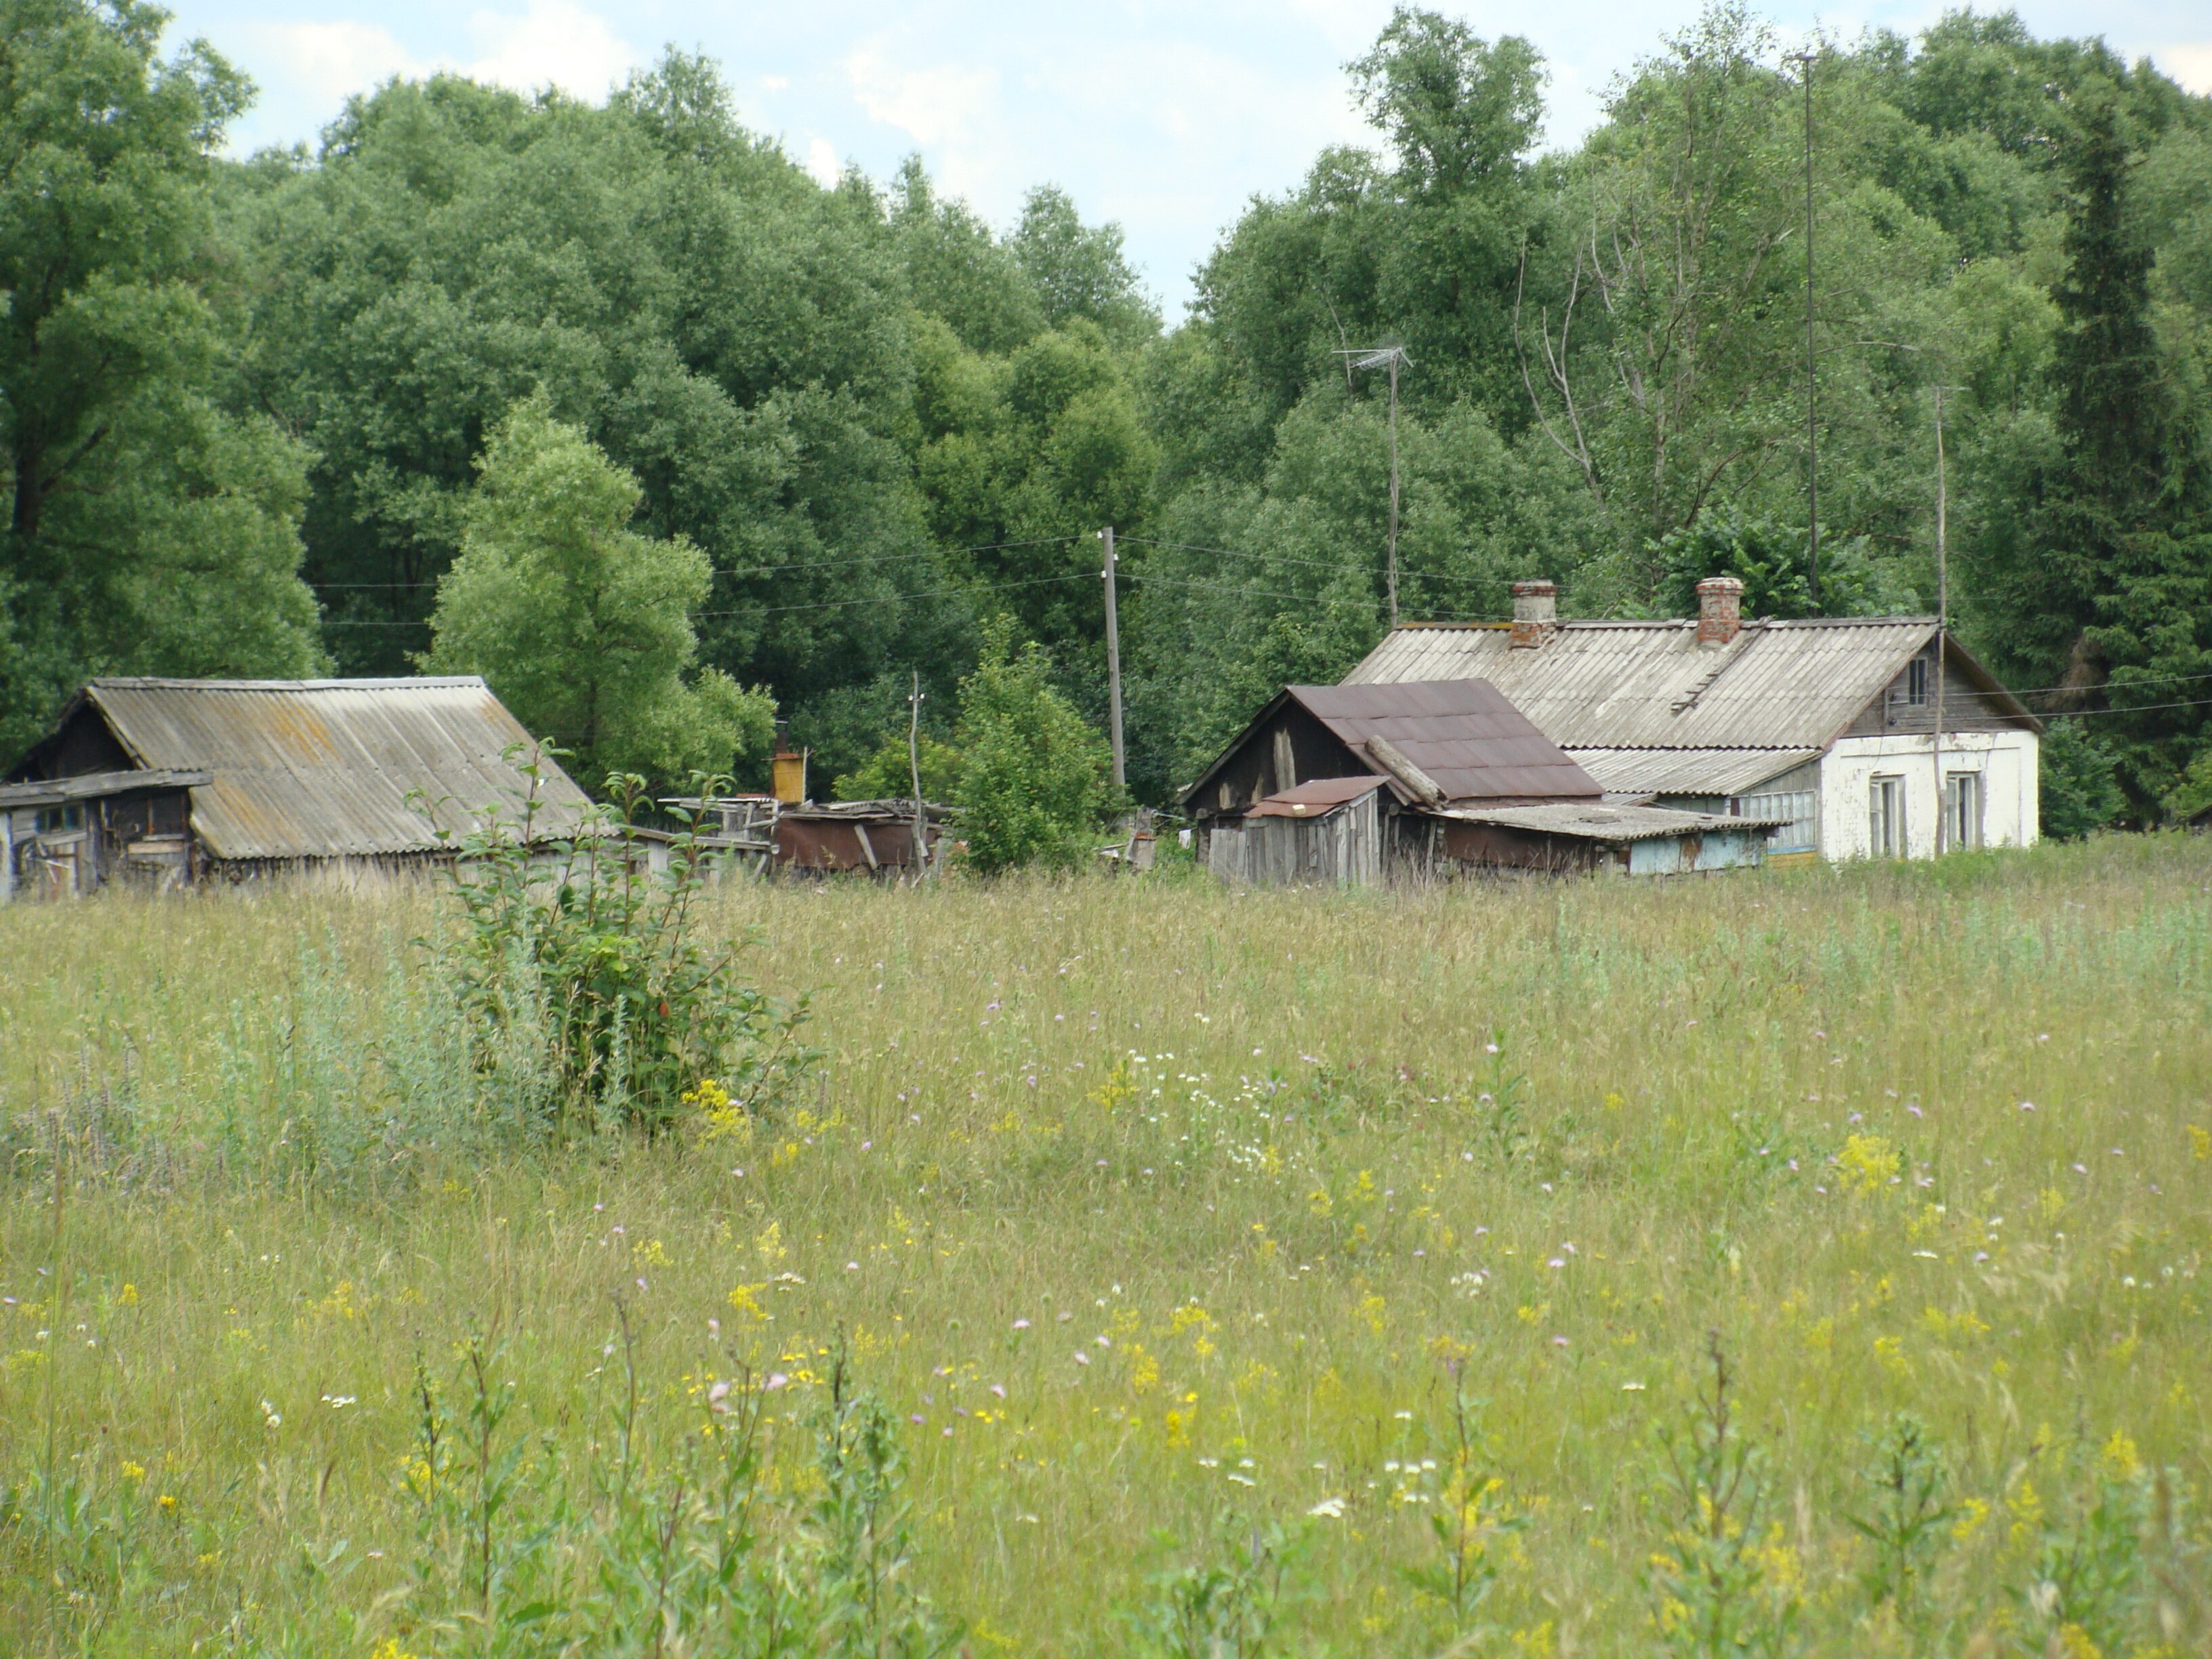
[1284,681,1602,802]
[1566,747,1823,795]
[1347,618,1990,750]
[1437,802,1789,842]
[77,678,595,861]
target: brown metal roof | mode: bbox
[1247,775,1386,817]
[73,678,595,861]
[1285,681,1602,803]
[1345,618,2039,750]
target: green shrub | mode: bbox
[951,619,1109,874]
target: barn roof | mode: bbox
[1181,679,1602,810]
[1344,618,2039,754]
[33,678,594,861]
[1437,801,1789,843]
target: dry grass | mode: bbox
[3,838,2210,1656]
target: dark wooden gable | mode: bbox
[1842,636,2041,739]
[1190,697,1376,818]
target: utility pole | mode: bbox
[1796,49,1820,609]
[1933,385,1949,856]
[1101,525,1125,792]
[1336,345,1412,626]
[908,670,928,879]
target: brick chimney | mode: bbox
[1696,575,1744,647]
[1510,579,1558,649]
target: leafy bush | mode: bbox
[834,731,964,803]
[951,619,1109,874]
[2040,721,2129,838]
[1651,514,1916,619]
[440,750,815,1133]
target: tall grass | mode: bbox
[2,838,2209,1656]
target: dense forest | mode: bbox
[5,0,2212,830]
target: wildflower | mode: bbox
[762,1373,790,1391]
[1308,1496,1346,1519]
[121,1460,146,1481]
[991,1383,1007,1398]
[158,1494,178,1513]
[1012,1319,1031,1330]
[1074,1352,1091,1366]
[118,1284,138,1307]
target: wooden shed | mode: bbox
[3,677,595,899]
[1183,680,1776,886]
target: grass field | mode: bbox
[3,840,2210,1657]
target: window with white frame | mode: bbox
[1944,771,1983,849]
[1736,789,1818,853]
[1869,775,1906,857]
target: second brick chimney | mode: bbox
[1695,575,1744,647]
[1510,579,1558,648]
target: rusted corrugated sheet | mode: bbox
[1247,776,1385,816]
[81,678,594,861]
[1345,618,1948,750]
[776,815,927,872]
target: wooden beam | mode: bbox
[1363,736,1445,807]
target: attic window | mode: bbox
[1906,658,1929,706]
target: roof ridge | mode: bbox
[89,676,491,691]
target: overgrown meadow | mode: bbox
[2,842,2209,1657]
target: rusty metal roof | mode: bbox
[1345,618,2038,751]
[1285,681,1601,803]
[74,678,594,861]
[1247,776,1385,817]
[1566,747,1823,796]
[1437,801,1788,843]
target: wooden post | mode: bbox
[908,670,928,880]
[1103,526,1126,792]
[1798,50,1819,609]
[1933,384,1948,856]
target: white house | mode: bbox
[1341,578,2042,863]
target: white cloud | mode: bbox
[806,137,841,186]
[2155,43,2212,94]
[244,19,426,108]
[844,43,1002,147]
[240,0,638,121]
[463,0,640,98]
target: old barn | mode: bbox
[2,677,595,899]
[1181,680,1773,884]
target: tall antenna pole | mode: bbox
[1933,386,1949,856]
[1797,49,1819,610]
[1387,352,1401,628]
[1101,525,1125,792]
[1335,344,1412,628]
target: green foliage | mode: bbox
[2039,721,2129,837]
[424,396,775,792]
[951,620,1109,874]
[2008,1441,2152,1658]
[1652,514,1918,619]
[1843,1414,1955,1640]
[834,733,963,804]
[1124,1510,1311,1659]
[1644,1336,1801,1659]
[0,0,322,760]
[439,752,815,1132]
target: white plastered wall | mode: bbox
[1818,731,2039,860]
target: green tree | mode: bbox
[951,620,1107,874]
[1,0,321,760]
[1010,186,1159,348]
[423,396,774,790]
[834,731,962,804]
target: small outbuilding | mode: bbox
[3,676,596,899]
[1181,680,1773,885]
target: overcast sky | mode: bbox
[167,0,2212,317]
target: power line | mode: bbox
[308,534,1088,590]
[1117,535,1511,593]
[1125,569,1483,623]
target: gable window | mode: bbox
[1868,775,1906,858]
[1944,771,1982,850]
[1906,657,1929,706]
